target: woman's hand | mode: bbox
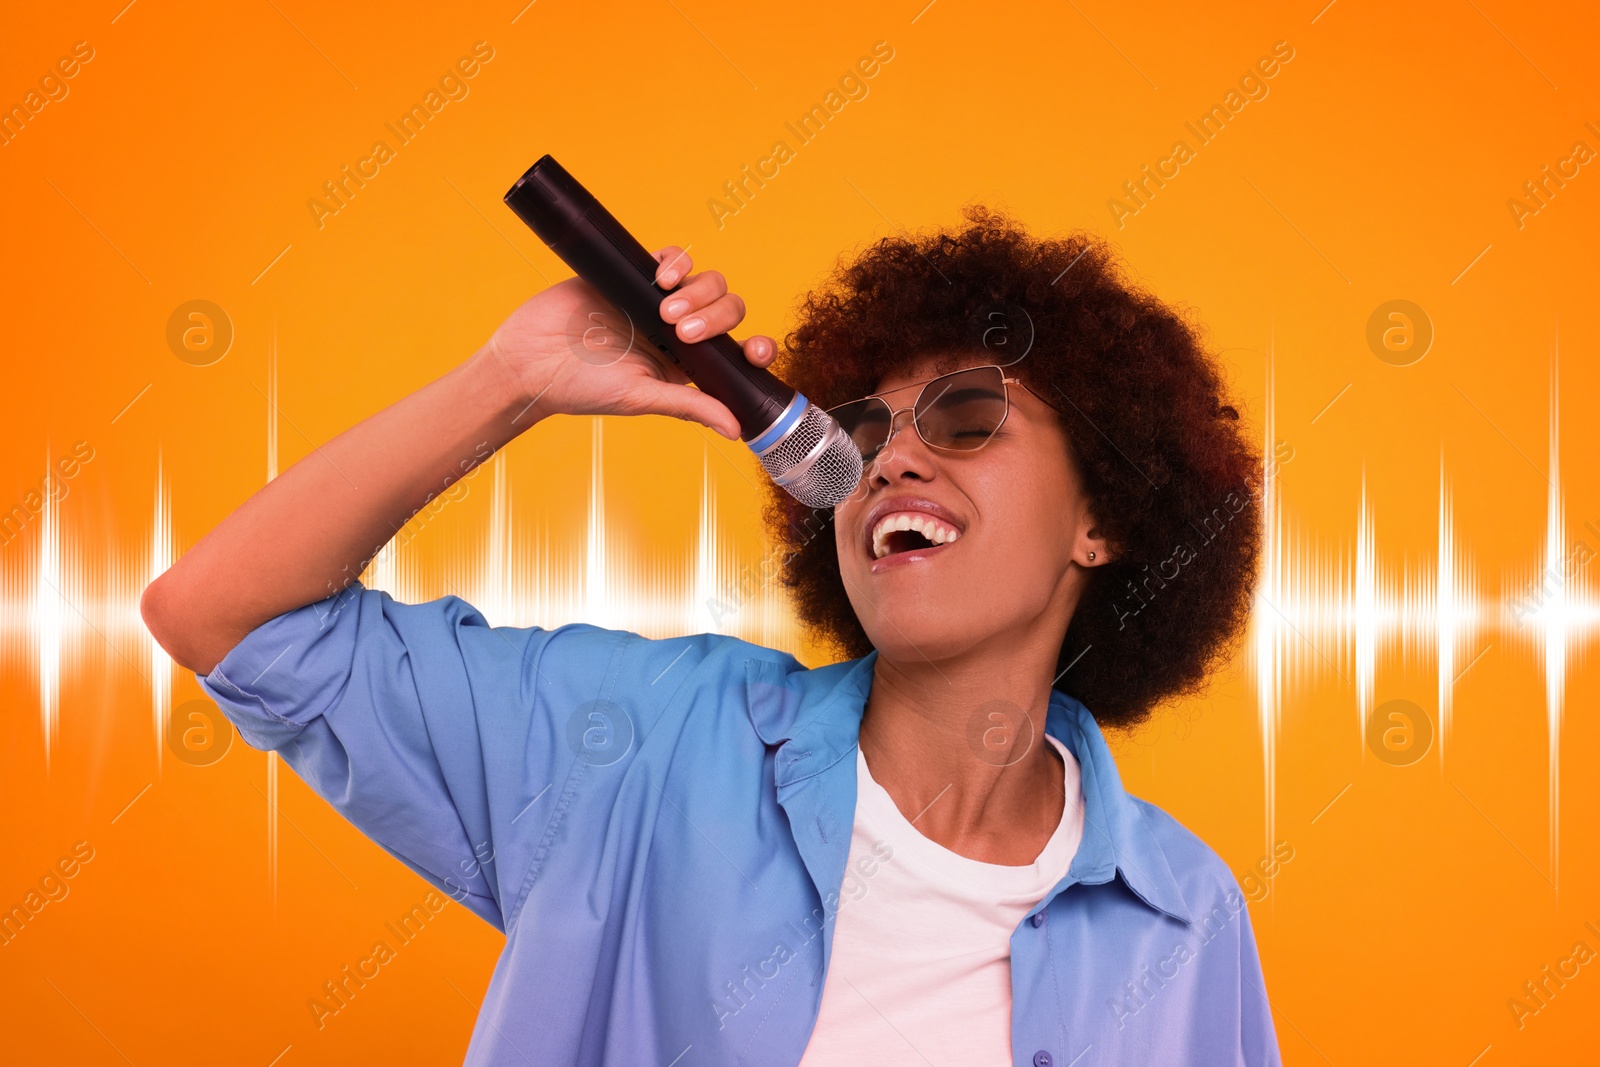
[480,246,777,440]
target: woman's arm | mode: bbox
[141,351,526,675]
[141,248,773,674]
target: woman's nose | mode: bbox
[882,406,916,449]
[869,407,933,482]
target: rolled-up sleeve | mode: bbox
[197,581,633,932]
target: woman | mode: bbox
[143,206,1277,1065]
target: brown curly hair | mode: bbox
[758,205,1264,728]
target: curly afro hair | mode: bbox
[758,205,1265,729]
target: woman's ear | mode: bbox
[1080,525,1114,566]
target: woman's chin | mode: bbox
[848,573,986,650]
[858,614,972,665]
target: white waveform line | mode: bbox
[531,513,556,630]
[1253,331,1281,854]
[483,452,511,625]
[1397,532,1430,672]
[366,540,398,595]
[33,377,1592,814]
[149,453,173,774]
[1355,471,1376,752]
[1299,514,1349,697]
[1437,464,1457,764]
[587,420,608,629]
[371,427,798,648]
[693,447,719,636]
[1540,334,1564,893]
[496,505,560,630]
[37,450,63,769]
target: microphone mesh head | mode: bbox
[755,401,865,510]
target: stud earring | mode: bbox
[1087,551,1096,562]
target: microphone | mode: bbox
[501,155,863,511]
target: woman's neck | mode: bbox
[857,651,1069,866]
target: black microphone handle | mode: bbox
[503,156,797,443]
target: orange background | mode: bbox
[3,0,1598,1063]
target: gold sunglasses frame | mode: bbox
[823,363,1061,463]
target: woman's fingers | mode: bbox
[631,378,741,441]
[659,269,727,319]
[665,269,726,308]
[658,268,748,344]
[672,292,746,343]
[742,335,776,366]
[653,246,692,288]
[650,249,768,359]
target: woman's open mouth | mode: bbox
[867,511,962,572]
[869,537,956,572]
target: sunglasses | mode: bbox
[824,364,1060,465]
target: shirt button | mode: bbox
[1030,912,1045,928]
[1033,1052,1053,1067]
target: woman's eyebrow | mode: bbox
[942,386,1004,402]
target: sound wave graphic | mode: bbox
[2,343,1592,893]
[1248,337,1592,885]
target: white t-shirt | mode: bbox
[798,732,1085,1065]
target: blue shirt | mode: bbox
[200,583,1281,1066]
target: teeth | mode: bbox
[870,511,963,560]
